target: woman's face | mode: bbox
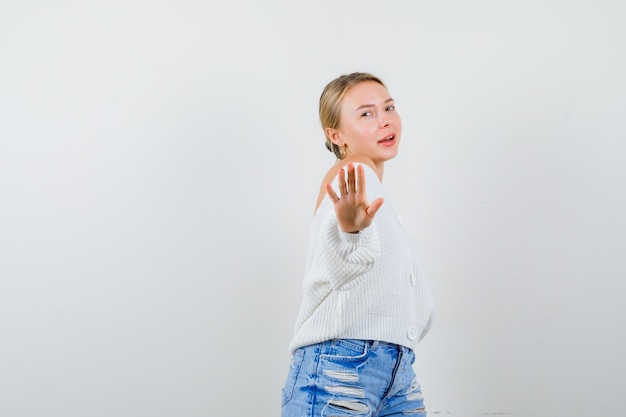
[329,81,402,164]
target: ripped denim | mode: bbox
[281,339,427,417]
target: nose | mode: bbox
[379,113,390,128]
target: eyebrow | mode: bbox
[354,98,395,112]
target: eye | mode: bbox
[361,111,372,118]
[386,105,395,111]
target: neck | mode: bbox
[374,162,384,182]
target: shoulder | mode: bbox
[322,156,379,185]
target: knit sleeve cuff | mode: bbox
[320,218,381,289]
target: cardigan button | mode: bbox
[407,326,419,341]
[410,272,416,286]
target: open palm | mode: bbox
[325,163,384,233]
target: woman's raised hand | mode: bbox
[325,163,384,233]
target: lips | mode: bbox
[378,134,396,146]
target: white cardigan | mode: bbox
[289,164,434,354]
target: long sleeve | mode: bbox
[315,208,380,289]
[312,163,384,289]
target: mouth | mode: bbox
[378,134,396,146]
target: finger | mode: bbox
[356,164,366,196]
[346,163,356,194]
[337,167,348,196]
[366,197,385,218]
[325,183,340,203]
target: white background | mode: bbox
[1,1,625,416]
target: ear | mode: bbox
[325,127,342,146]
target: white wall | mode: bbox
[1,1,624,416]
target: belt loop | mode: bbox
[370,340,379,350]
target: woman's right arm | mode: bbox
[314,211,381,290]
[325,163,384,234]
[313,162,384,290]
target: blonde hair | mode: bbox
[319,72,386,159]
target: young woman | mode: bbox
[281,73,435,417]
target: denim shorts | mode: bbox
[281,339,427,417]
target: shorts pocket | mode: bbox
[319,339,371,363]
[281,348,305,407]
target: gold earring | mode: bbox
[340,145,347,159]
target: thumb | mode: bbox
[366,198,384,218]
